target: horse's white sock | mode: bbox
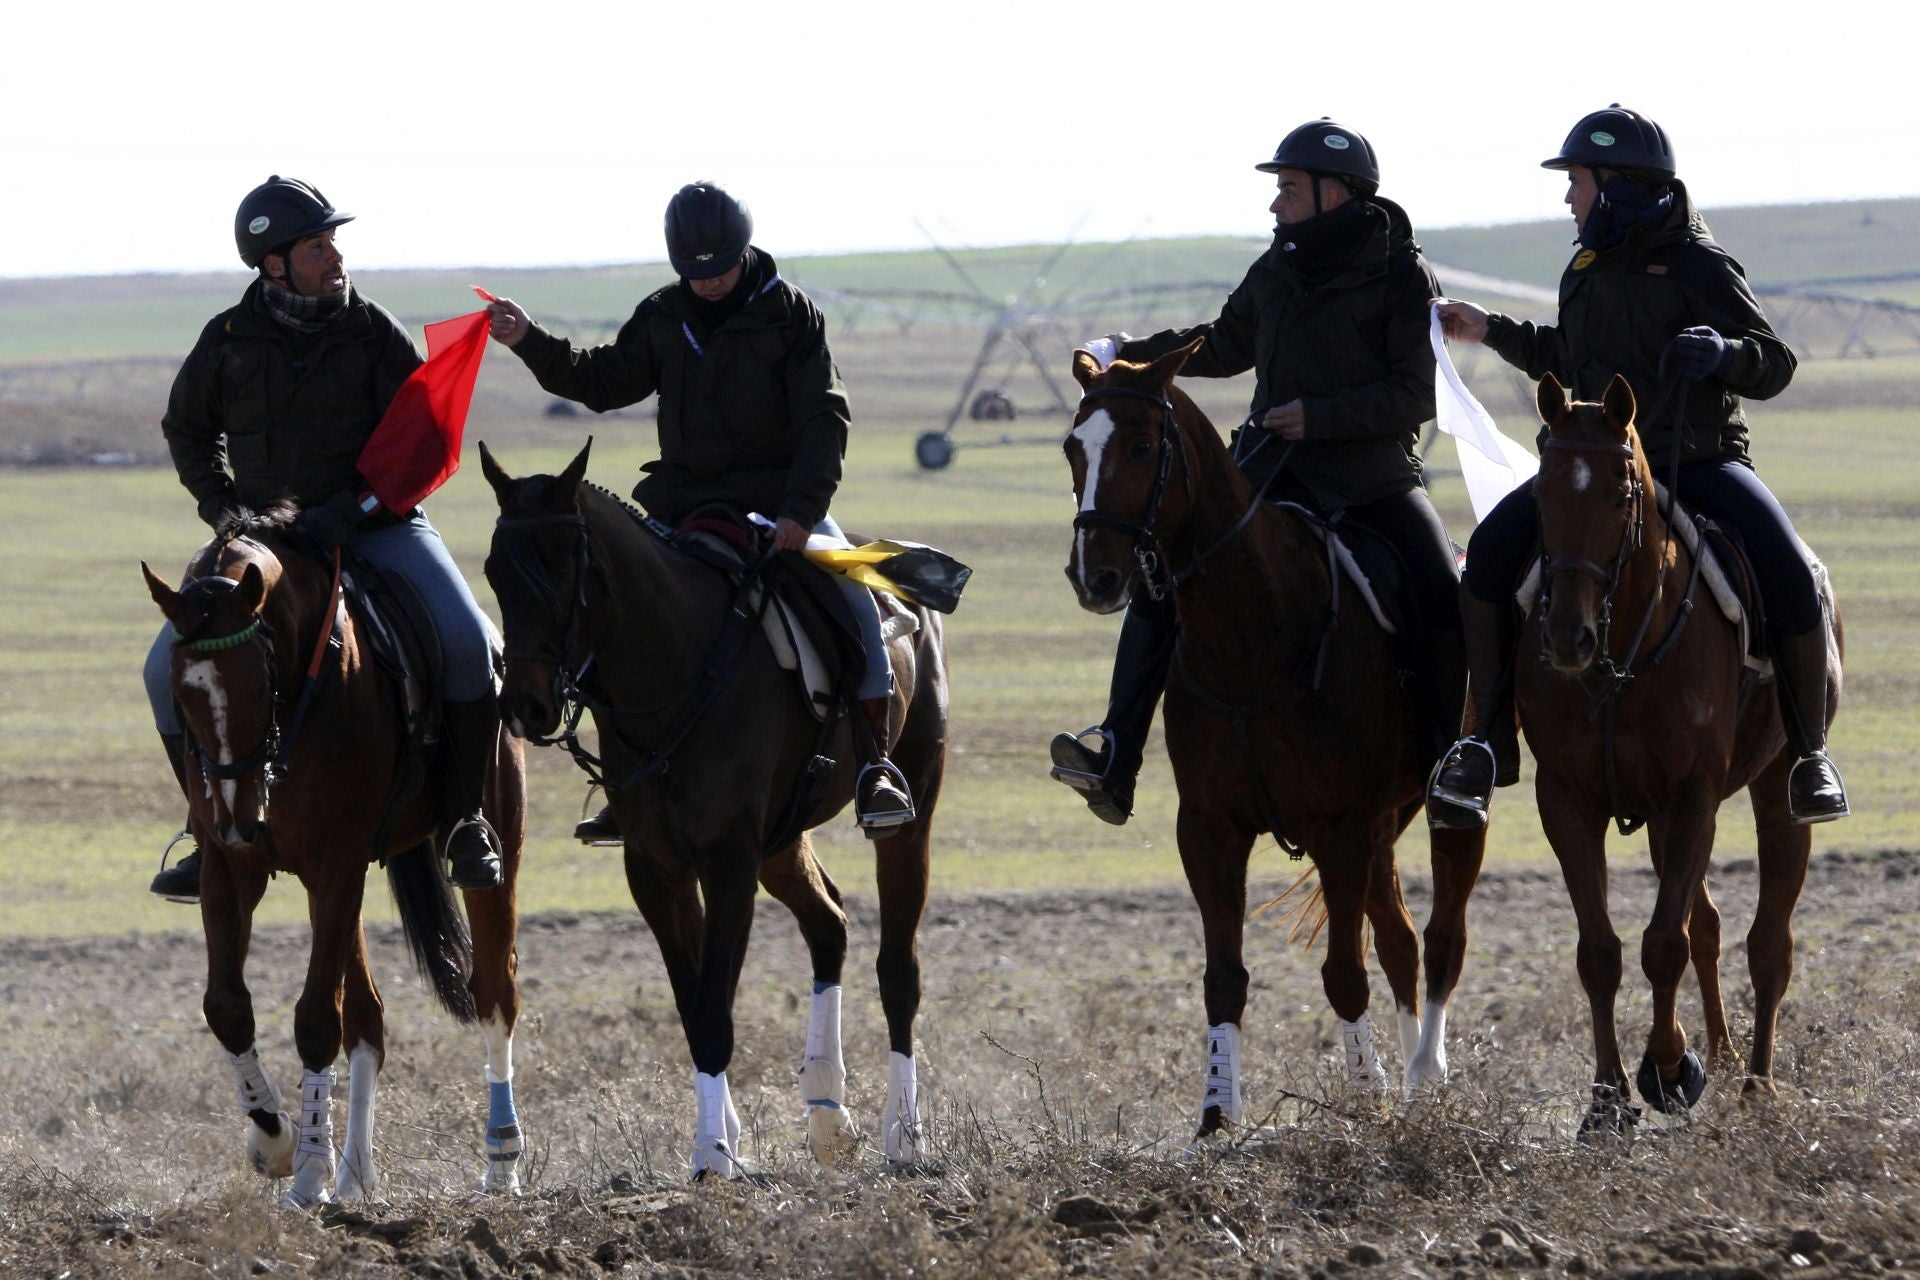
[1204,1022,1244,1124]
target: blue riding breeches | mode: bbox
[1460,458,1821,636]
[145,513,495,735]
[813,514,893,701]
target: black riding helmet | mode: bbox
[665,183,753,280]
[1255,119,1381,195]
[234,176,353,269]
[1543,105,1676,177]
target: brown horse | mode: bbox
[1523,372,1836,1131]
[1061,345,1487,1139]
[142,512,526,1207]
[479,441,947,1177]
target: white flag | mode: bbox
[1429,305,1538,524]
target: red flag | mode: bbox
[357,307,491,511]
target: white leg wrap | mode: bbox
[797,985,858,1164]
[283,1068,336,1210]
[1407,1000,1451,1095]
[335,1045,380,1202]
[882,1051,921,1165]
[1203,1023,1244,1126]
[1340,1014,1389,1093]
[691,1071,744,1180]
[226,1046,294,1178]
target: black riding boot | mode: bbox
[1427,594,1520,829]
[574,802,621,845]
[150,732,203,903]
[439,698,506,889]
[855,696,915,834]
[1422,625,1470,770]
[1049,593,1176,825]
[1773,626,1849,824]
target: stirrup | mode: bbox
[855,760,916,832]
[1427,738,1495,830]
[574,785,622,846]
[444,814,505,889]
[1787,753,1850,825]
[151,830,202,904]
[1048,726,1113,792]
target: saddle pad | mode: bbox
[1268,501,1398,636]
[762,595,919,722]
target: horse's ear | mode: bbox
[1071,349,1101,390]
[142,561,184,624]
[479,440,513,503]
[237,562,266,615]
[1144,336,1206,391]
[1536,372,1569,427]
[557,438,593,494]
[1601,373,1637,435]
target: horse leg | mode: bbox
[1539,793,1631,1133]
[1634,799,1716,1116]
[1361,833,1422,1096]
[284,871,369,1210]
[1410,821,1487,1092]
[334,923,384,1202]
[466,860,524,1193]
[758,833,860,1165]
[684,854,759,1179]
[1688,878,1735,1072]
[201,847,293,1178]
[1176,803,1255,1141]
[1745,752,1813,1095]
[1317,822,1390,1093]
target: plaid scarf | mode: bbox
[260,276,351,332]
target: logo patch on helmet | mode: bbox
[249,216,271,235]
[1323,135,1351,150]
[694,252,714,261]
[1590,131,1617,147]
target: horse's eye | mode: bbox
[1126,436,1153,461]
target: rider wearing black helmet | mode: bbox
[145,176,509,901]
[1427,105,1847,829]
[486,181,914,839]
[1050,120,1466,826]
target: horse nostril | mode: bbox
[1088,568,1120,598]
[1576,627,1597,660]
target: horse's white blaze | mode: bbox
[483,1011,514,1084]
[1203,1022,1244,1125]
[1340,1014,1388,1092]
[882,1050,921,1164]
[179,656,239,815]
[1407,1002,1451,1094]
[1068,409,1118,589]
[336,1044,379,1202]
[1570,457,1592,494]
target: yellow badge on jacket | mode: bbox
[1572,249,1598,271]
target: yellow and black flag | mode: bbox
[803,540,973,614]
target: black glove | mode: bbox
[197,493,257,533]
[1668,326,1733,383]
[294,489,369,553]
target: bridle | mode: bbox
[1536,434,1647,683]
[488,512,596,752]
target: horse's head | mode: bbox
[1061,338,1204,613]
[482,438,593,739]
[1533,372,1649,675]
[143,532,292,848]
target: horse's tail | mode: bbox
[386,840,478,1023]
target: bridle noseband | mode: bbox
[173,576,286,787]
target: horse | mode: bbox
[141,510,527,1208]
[1521,371,1837,1131]
[478,440,948,1178]
[1060,343,1488,1140]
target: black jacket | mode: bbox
[511,250,850,528]
[1120,197,1441,510]
[1484,180,1795,468]
[162,281,422,526]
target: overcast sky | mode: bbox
[6,0,1914,279]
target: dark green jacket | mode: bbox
[512,250,850,528]
[1484,180,1795,468]
[1120,197,1440,510]
[163,281,422,526]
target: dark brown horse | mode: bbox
[1523,372,1837,1130]
[143,514,526,1207]
[479,441,947,1177]
[1061,345,1487,1139]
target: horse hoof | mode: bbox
[1635,1050,1706,1115]
[1576,1086,1641,1142]
[1739,1073,1779,1100]
[334,1163,380,1204]
[247,1111,296,1178]
[482,1165,523,1196]
[807,1104,861,1166]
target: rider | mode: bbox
[145,176,507,900]
[1050,119,1465,824]
[484,181,913,839]
[1426,105,1847,828]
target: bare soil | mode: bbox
[2,848,1918,1278]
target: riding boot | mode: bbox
[1427,594,1520,829]
[574,802,621,846]
[437,698,506,889]
[1049,594,1175,825]
[1772,626,1849,823]
[149,732,203,903]
[855,696,915,834]
[1424,625,1469,769]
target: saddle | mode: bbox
[1268,501,1404,638]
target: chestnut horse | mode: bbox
[143,513,526,1207]
[1062,344,1487,1140]
[479,441,947,1178]
[1524,372,1837,1131]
